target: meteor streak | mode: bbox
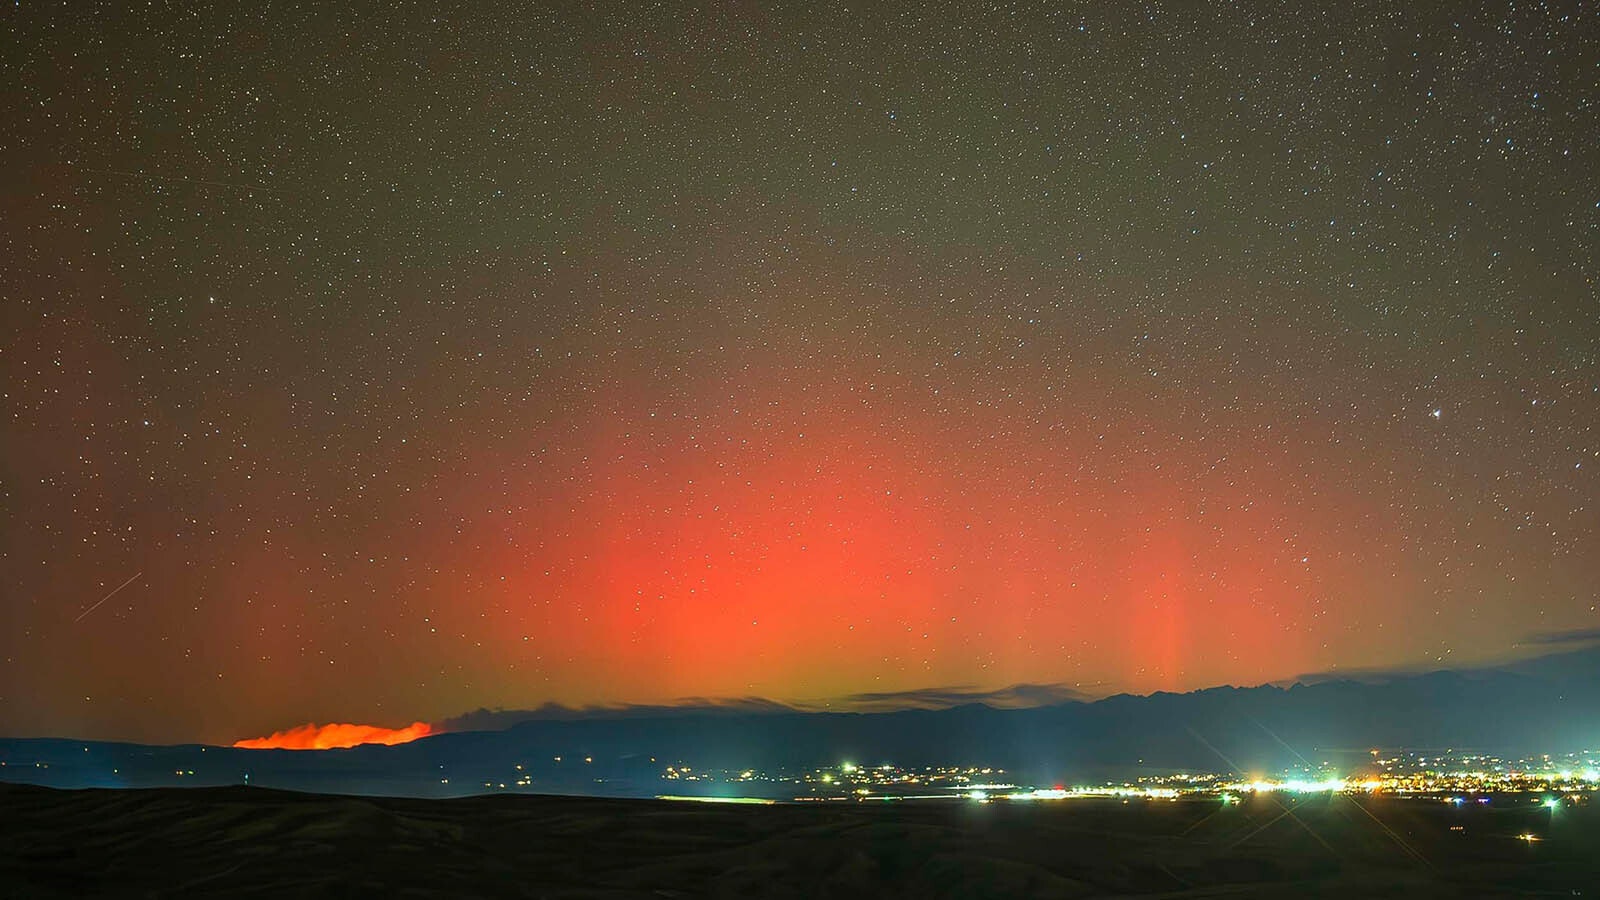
[74,572,142,623]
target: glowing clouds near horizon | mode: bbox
[232,721,434,750]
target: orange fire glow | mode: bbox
[232,721,434,750]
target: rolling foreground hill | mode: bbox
[3,782,1597,898]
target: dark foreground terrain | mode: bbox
[2,782,1596,898]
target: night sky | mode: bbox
[3,2,1597,745]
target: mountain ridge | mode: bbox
[4,645,1596,798]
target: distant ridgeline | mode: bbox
[4,646,1598,798]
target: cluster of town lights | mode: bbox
[994,778,1349,803]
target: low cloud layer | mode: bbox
[436,683,1093,733]
[1521,626,1600,646]
[1287,631,1600,686]
[818,682,1094,712]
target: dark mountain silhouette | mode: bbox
[4,646,1597,798]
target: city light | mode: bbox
[635,749,1600,805]
[656,795,776,805]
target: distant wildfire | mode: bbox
[232,721,434,750]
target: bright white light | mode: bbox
[1007,789,1068,801]
[1249,778,1346,794]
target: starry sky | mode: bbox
[2,1,1597,745]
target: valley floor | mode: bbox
[2,782,1596,898]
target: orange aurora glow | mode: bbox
[232,721,434,750]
